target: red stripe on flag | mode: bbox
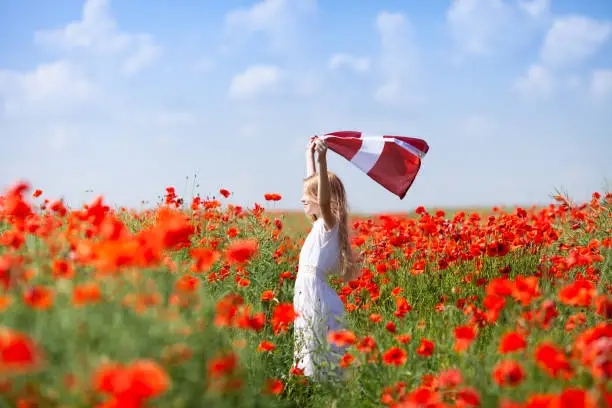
[366,140,422,199]
[322,133,362,161]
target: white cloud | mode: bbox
[229,65,282,100]
[122,35,162,75]
[447,0,509,55]
[540,16,612,67]
[35,0,124,52]
[0,0,163,119]
[518,0,550,19]
[34,0,161,75]
[446,0,549,56]
[224,0,315,51]
[375,11,423,106]
[0,60,95,116]
[514,64,555,96]
[590,69,612,100]
[329,53,370,72]
[514,14,611,99]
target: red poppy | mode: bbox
[437,368,463,389]
[492,360,525,387]
[262,378,283,395]
[224,239,259,264]
[270,303,297,335]
[394,296,412,318]
[558,388,596,408]
[369,313,383,323]
[264,194,282,201]
[257,341,276,352]
[207,353,238,379]
[356,336,377,354]
[260,290,275,301]
[534,342,573,380]
[417,338,434,357]
[0,326,44,374]
[382,347,407,366]
[339,353,355,368]
[457,387,480,407]
[558,279,596,307]
[594,295,611,318]
[190,247,221,273]
[454,326,476,352]
[327,330,357,347]
[22,286,53,310]
[499,332,526,354]
[72,283,102,306]
[92,359,170,405]
[395,334,412,344]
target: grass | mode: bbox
[0,185,610,407]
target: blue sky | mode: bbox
[1,0,611,213]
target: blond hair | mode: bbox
[303,171,359,282]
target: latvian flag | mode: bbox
[319,131,429,199]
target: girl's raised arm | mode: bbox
[306,138,317,177]
[315,139,335,231]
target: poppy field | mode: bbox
[0,181,610,408]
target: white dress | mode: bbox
[292,218,347,380]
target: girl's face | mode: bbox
[300,189,320,218]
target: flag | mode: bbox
[317,131,429,199]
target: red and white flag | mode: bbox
[317,131,429,199]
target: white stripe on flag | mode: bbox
[393,138,426,158]
[350,135,386,174]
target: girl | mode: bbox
[292,137,360,380]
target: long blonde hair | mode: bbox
[303,171,360,282]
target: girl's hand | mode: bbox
[307,138,317,155]
[315,139,328,161]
